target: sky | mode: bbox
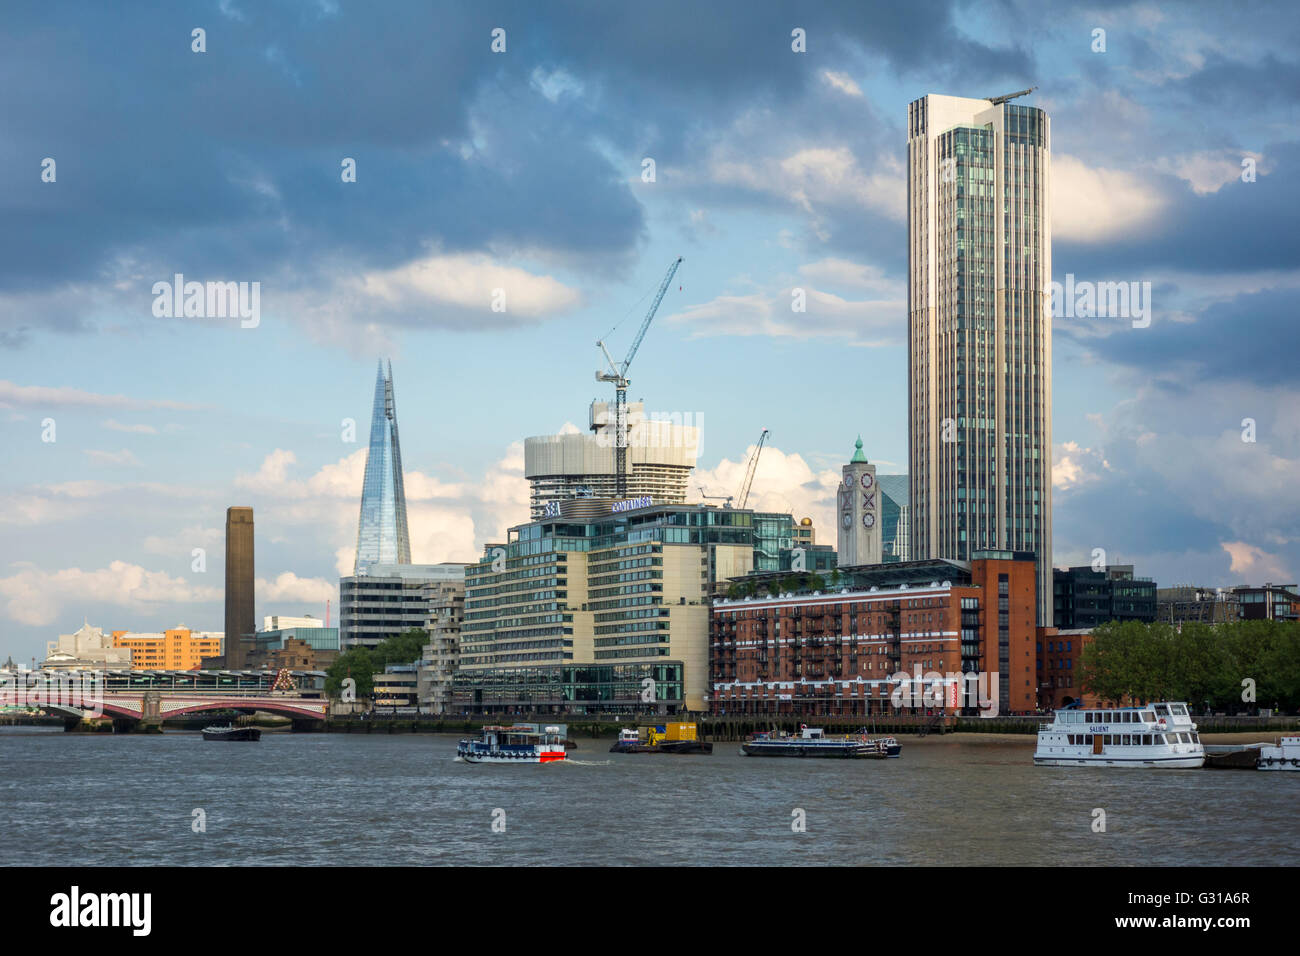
[2,0,1298,664]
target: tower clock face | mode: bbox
[860,473,874,489]
[862,513,876,528]
[841,512,852,529]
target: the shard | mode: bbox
[354,360,411,572]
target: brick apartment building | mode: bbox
[710,551,1042,717]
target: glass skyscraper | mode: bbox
[907,93,1053,625]
[354,360,411,572]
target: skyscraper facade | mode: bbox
[907,93,1053,624]
[224,506,255,668]
[355,360,411,572]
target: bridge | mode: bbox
[0,668,330,730]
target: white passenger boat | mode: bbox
[456,725,567,764]
[1257,735,1300,771]
[1034,701,1205,768]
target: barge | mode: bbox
[201,724,261,742]
[610,723,712,754]
[741,726,897,758]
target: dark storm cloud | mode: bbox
[1057,142,1300,278]
[0,0,1030,310]
[1062,286,1300,389]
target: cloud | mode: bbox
[691,443,842,540]
[0,561,222,627]
[102,419,159,434]
[1053,441,1109,491]
[83,449,141,467]
[232,442,528,578]
[257,572,337,605]
[1153,149,1267,196]
[821,70,863,97]
[667,281,903,346]
[1220,541,1289,582]
[0,381,201,411]
[1052,154,1167,242]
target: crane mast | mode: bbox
[596,256,683,497]
[736,428,769,510]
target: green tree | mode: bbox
[325,628,428,699]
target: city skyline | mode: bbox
[2,1,1298,665]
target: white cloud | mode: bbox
[103,419,159,434]
[1220,541,1289,582]
[257,572,337,605]
[1052,154,1166,242]
[83,449,141,467]
[821,70,863,97]
[691,443,842,541]
[1152,149,1266,195]
[356,252,581,319]
[667,283,903,346]
[0,561,222,627]
[0,381,200,411]
[1053,441,1109,491]
[705,143,905,230]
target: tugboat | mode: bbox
[741,726,892,758]
[201,723,261,742]
[1033,701,1204,768]
[457,725,567,764]
[610,722,713,754]
[1257,735,1300,771]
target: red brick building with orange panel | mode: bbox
[710,552,1040,717]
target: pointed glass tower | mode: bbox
[354,360,411,572]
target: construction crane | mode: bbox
[698,485,734,508]
[985,86,1036,105]
[736,428,769,510]
[596,256,683,497]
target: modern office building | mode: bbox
[711,551,1041,717]
[224,506,255,669]
[523,401,699,519]
[454,500,827,714]
[355,360,411,572]
[374,665,420,710]
[1156,582,1299,624]
[255,625,339,653]
[417,579,465,714]
[907,92,1053,624]
[877,474,910,563]
[339,563,466,650]
[1053,565,1157,629]
[263,615,324,631]
[111,626,224,670]
[1232,583,1300,622]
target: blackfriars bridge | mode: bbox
[0,668,329,731]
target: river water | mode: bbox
[1,727,1294,866]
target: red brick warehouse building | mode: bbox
[710,552,1043,717]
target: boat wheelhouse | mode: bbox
[457,725,567,764]
[1034,701,1204,768]
[1257,735,1300,771]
